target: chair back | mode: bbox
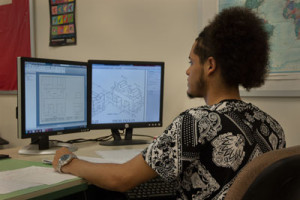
[225,145,300,200]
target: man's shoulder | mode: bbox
[178,99,281,123]
[181,100,250,116]
[180,105,212,116]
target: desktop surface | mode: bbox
[0,141,149,199]
[0,140,149,163]
[0,140,177,200]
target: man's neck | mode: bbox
[204,86,241,106]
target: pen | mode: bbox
[42,159,53,165]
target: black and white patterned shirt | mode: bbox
[142,99,285,200]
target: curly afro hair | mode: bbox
[194,7,270,91]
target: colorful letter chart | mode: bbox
[49,0,76,46]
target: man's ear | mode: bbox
[207,56,217,75]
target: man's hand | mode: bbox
[52,147,73,173]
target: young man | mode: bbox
[53,7,285,199]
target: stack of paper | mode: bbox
[0,166,77,194]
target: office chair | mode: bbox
[225,145,300,200]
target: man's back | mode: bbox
[143,99,285,199]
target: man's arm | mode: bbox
[52,147,158,192]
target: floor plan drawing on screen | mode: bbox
[92,69,146,123]
[38,74,85,125]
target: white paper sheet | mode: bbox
[77,156,119,164]
[42,149,143,166]
[0,166,77,194]
[95,149,143,164]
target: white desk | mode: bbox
[0,142,148,200]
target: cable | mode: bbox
[49,135,113,144]
[66,135,113,143]
[48,133,154,144]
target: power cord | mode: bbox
[50,133,155,144]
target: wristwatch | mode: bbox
[57,154,77,173]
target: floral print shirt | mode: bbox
[142,99,285,200]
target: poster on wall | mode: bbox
[49,0,76,46]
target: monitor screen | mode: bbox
[17,57,88,154]
[88,60,164,145]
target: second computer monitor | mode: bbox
[88,60,164,145]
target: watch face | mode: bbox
[57,154,77,173]
[61,154,70,161]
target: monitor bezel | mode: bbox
[87,59,164,130]
[17,57,89,140]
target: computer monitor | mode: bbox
[88,60,164,146]
[17,57,89,154]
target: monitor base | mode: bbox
[0,137,9,145]
[99,128,151,146]
[18,141,78,155]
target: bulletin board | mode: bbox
[0,0,33,93]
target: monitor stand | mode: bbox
[0,137,9,145]
[99,128,151,146]
[18,136,78,155]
